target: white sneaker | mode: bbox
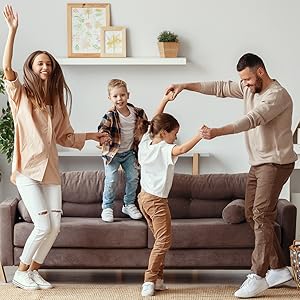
[234,274,268,298]
[141,281,155,297]
[122,204,142,219]
[155,278,168,291]
[29,270,53,289]
[266,267,293,287]
[101,208,114,222]
[12,270,39,290]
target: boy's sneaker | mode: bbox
[155,278,168,291]
[101,208,114,222]
[141,281,155,297]
[122,204,142,219]
[12,270,39,290]
[29,270,53,289]
[266,267,293,287]
[234,274,268,298]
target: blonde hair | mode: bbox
[107,79,128,94]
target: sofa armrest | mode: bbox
[0,198,19,266]
[276,199,297,265]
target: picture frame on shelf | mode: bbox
[100,26,126,57]
[67,3,111,58]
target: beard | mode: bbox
[249,76,263,93]
[254,76,263,93]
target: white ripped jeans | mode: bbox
[16,173,62,265]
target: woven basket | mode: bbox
[290,240,300,288]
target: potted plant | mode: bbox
[157,30,179,58]
[0,70,14,163]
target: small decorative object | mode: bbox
[67,3,111,57]
[290,240,300,288]
[157,30,179,58]
[100,26,126,57]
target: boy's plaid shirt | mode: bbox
[97,103,148,164]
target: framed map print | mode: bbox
[67,3,110,57]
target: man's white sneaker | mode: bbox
[266,267,293,287]
[29,270,53,289]
[12,270,39,290]
[155,278,168,291]
[141,281,155,297]
[101,208,114,222]
[234,274,268,298]
[122,204,142,220]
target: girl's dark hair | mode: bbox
[23,50,72,116]
[236,53,266,72]
[149,113,179,138]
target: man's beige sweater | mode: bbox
[200,80,297,166]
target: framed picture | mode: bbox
[67,3,111,57]
[100,26,126,57]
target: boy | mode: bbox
[98,79,148,222]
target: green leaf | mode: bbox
[157,30,178,42]
[0,88,14,163]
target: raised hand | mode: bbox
[3,5,18,31]
[165,83,184,99]
[162,90,175,102]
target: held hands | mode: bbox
[162,90,175,102]
[86,132,111,144]
[165,84,184,99]
[3,5,18,30]
[99,133,112,146]
[200,125,218,140]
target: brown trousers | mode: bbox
[245,163,294,277]
[138,190,172,283]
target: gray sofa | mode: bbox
[0,171,296,270]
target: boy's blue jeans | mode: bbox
[102,150,139,209]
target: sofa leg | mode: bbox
[0,262,7,283]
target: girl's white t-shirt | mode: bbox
[118,106,136,153]
[138,133,178,198]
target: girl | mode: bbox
[138,93,203,297]
[2,5,108,290]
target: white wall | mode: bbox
[0,0,300,199]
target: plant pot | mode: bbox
[158,42,179,58]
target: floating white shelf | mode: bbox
[58,150,209,157]
[58,149,209,175]
[56,57,187,66]
[58,150,101,157]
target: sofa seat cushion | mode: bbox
[148,218,281,249]
[14,217,148,249]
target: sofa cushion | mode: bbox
[222,199,245,224]
[14,218,148,248]
[61,171,104,204]
[170,173,247,200]
[167,173,247,218]
[61,170,141,218]
[147,219,282,249]
[17,200,32,223]
[168,198,232,219]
